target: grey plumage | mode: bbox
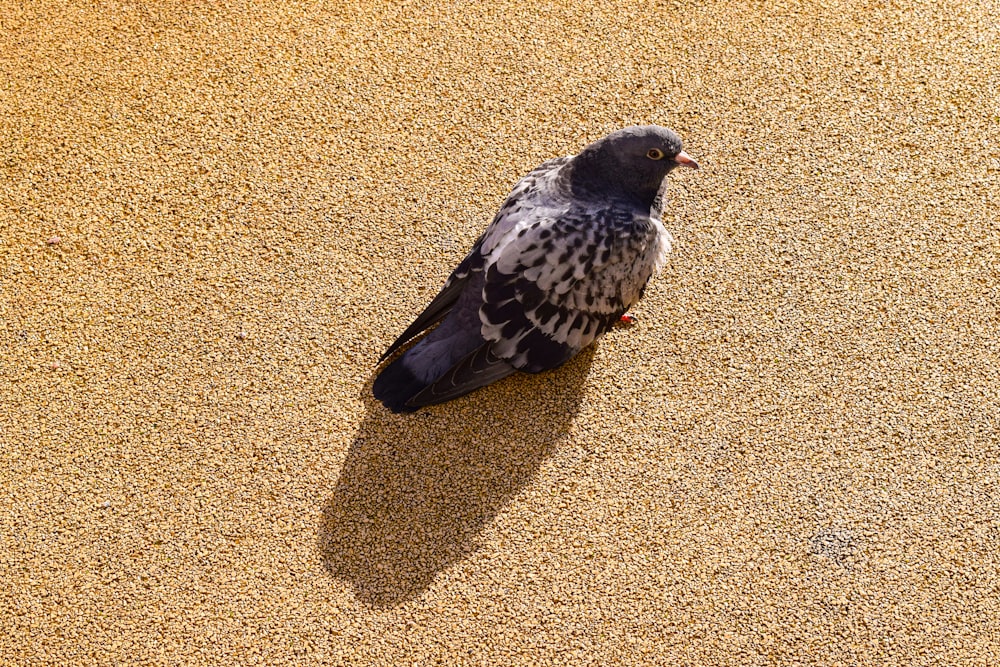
[373,125,699,413]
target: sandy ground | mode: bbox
[2,0,999,664]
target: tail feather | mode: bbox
[371,356,429,414]
[405,343,516,409]
[372,342,518,413]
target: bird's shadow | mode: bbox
[318,348,596,608]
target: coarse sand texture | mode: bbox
[2,1,999,665]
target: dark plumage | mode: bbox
[373,125,699,413]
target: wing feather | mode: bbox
[480,206,670,373]
[405,343,516,408]
[378,250,484,362]
[378,157,572,364]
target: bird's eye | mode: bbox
[646,148,665,160]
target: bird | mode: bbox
[372,125,699,413]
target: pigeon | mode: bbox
[373,125,699,413]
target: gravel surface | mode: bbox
[3,0,999,664]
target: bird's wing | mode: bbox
[477,156,572,258]
[377,250,484,362]
[377,156,571,363]
[479,206,669,373]
[403,342,517,409]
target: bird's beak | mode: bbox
[674,151,699,169]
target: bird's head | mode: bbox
[569,125,699,207]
